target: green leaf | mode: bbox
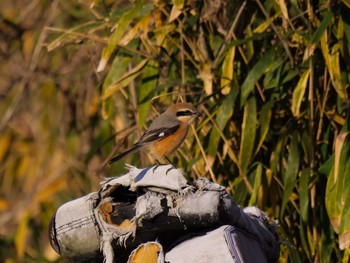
[299,221,311,260]
[281,133,300,216]
[102,59,149,101]
[208,88,238,156]
[325,131,350,237]
[311,10,333,44]
[299,168,310,222]
[240,48,276,106]
[101,54,132,119]
[339,160,350,249]
[215,32,270,66]
[318,154,335,175]
[319,226,334,263]
[344,20,350,43]
[263,59,285,90]
[138,61,159,128]
[249,163,262,206]
[254,101,273,157]
[97,0,150,72]
[238,97,257,173]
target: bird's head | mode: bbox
[167,102,202,125]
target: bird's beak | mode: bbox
[194,111,203,118]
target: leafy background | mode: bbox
[1,0,350,262]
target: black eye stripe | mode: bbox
[176,110,193,117]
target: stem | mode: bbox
[307,0,318,251]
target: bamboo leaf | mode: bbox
[169,0,184,22]
[292,69,310,117]
[102,59,149,101]
[46,21,104,52]
[249,163,262,206]
[199,63,213,96]
[281,133,300,215]
[101,54,131,119]
[254,101,273,157]
[15,212,30,260]
[321,34,348,100]
[207,88,238,157]
[97,0,150,72]
[299,168,310,222]
[253,13,281,33]
[339,160,350,249]
[238,97,257,173]
[138,61,159,128]
[278,0,289,20]
[0,131,11,161]
[240,48,276,106]
[326,166,339,233]
[220,46,236,95]
[325,131,349,235]
[311,10,333,44]
[343,0,350,8]
[119,13,153,46]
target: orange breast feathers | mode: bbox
[149,123,189,160]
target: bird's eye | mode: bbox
[176,110,193,117]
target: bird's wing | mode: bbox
[138,124,180,144]
[137,111,180,144]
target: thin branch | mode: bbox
[214,1,247,68]
[191,124,217,183]
[255,0,295,68]
[202,106,253,192]
[45,27,152,59]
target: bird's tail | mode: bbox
[108,144,143,165]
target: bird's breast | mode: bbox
[151,124,189,158]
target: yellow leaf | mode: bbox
[321,34,348,101]
[278,0,289,20]
[154,24,176,46]
[292,69,310,117]
[221,47,236,95]
[291,32,304,45]
[333,114,345,125]
[35,178,67,203]
[169,0,184,22]
[0,198,9,211]
[15,212,30,260]
[169,5,182,22]
[22,31,35,59]
[174,0,184,8]
[342,0,350,8]
[0,132,11,161]
[17,154,31,180]
[199,63,213,96]
[253,13,280,33]
[119,14,153,46]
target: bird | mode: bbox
[109,102,202,165]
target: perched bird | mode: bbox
[109,102,202,165]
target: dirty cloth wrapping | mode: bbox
[49,165,280,262]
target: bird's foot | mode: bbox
[152,165,159,173]
[165,165,176,175]
[152,163,176,175]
